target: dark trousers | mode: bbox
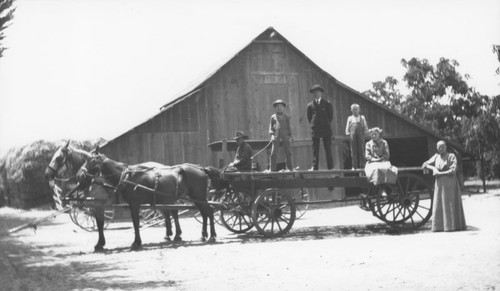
[312,136,333,170]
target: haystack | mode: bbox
[0,139,105,209]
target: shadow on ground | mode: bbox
[0,236,178,290]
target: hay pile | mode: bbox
[0,139,105,209]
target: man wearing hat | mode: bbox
[268,99,293,171]
[307,84,334,170]
[228,131,253,171]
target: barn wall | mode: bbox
[101,28,454,200]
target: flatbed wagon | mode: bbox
[215,167,433,237]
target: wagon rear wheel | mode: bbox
[69,202,115,232]
[252,188,296,237]
[220,190,254,233]
[375,173,433,231]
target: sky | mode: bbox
[0,0,499,155]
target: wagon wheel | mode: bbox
[293,188,310,219]
[69,202,115,232]
[140,209,164,227]
[220,189,254,233]
[374,173,433,231]
[194,190,223,225]
[251,188,296,237]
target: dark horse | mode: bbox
[78,147,219,250]
[45,141,187,251]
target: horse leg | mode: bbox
[206,205,217,243]
[129,203,142,250]
[162,210,173,242]
[196,203,208,242]
[171,210,182,241]
[94,206,106,252]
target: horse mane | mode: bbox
[68,146,92,160]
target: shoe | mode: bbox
[308,167,316,171]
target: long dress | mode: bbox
[425,153,467,232]
[364,138,398,185]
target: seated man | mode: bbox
[227,131,253,171]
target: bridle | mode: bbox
[48,147,70,177]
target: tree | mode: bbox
[365,57,500,185]
[0,0,15,58]
[363,76,403,111]
[400,57,469,138]
[493,45,500,76]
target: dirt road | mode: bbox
[1,191,499,291]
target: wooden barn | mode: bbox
[100,27,465,200]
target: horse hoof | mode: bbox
[164,236,172,242]
[200,237,206,243]
[207,237,216,243]
[174,236,182,242]
[94,245,104,253]
[130,243,141,251]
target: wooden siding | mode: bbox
[101,28,447,199]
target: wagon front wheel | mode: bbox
[69,202,115,232]
[252,188,296,237]
[220,190,254,234]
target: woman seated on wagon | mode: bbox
[364,127,398,193]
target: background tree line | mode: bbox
[363,54,500,189]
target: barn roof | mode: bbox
[106,27,466,154]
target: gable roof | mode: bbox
[107,27,466,154]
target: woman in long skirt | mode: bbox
[423,140,467,232]
[364,127,398,186]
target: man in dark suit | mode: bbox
[307,84,334,170]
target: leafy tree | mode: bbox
[363,76,403,111]
[399,57,469,138]
[366,57,500,186]
[0,0,15,58]
[493,45,500,76]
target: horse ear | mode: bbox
[94,145,100,154]
[64,140,70,149]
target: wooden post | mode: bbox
[481,156,486,193]
[222,138,228,167]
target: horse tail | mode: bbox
[203,166,228,190]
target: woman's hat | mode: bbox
[309,84,324,93]
[233,131,249,140]
[273,99,287,107]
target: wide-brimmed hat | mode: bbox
[273,99,287,107]
[232,131,249,140]
[309,84,324,93]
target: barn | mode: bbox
[100,27,465,200]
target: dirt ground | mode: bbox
[1,186,499,291]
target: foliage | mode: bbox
[363,76,403,111]
[0,0,15,58]
[365,57,500,178]
[493,45,500,76]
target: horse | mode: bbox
[45,140,91,182]
[78,147,219,250]
[45,141,184,251]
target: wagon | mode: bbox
[216,167,433,237]
[46,140,433,238]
